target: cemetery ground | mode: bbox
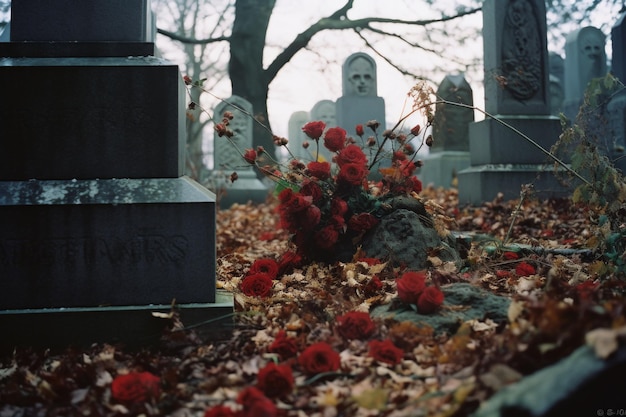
[1,186,625,416]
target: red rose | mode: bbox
[336,311,376,340]
[111,371,160,404]
[409,176,422,194]
[323,127,347,152]
[300,180,323,202]
[298,342,341,375]
[515,262,535,276]
[302,205,321,230]
[237,386,277,417]
[398,160,417,177]
[392,150,407,162]
[243,148,257,164]
[257,362,294,398]
[249,258,279,279]
[278,189,312,213]
[355,124,365,136]
[240,273,273,297]
[417,286,444,314]
[335,144,367,167]
[576,281,598,302]
[503,251,519,260]
[396,271,427,304]
[338,163,368,185]
[277,251,302,276]
[203,405,238,417]
[314,225,339,249]
[268,330,299,359]
[368,339,404,365]
[302,120,326,140]
[331,198,349,216]
[348,212,379,232]
[330,215,346,231]
[306,161,331,180]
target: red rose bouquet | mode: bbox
[210,82,436,263]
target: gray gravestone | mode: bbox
[336,52,386,136]
[210,96,269,209]
[310,100,337,162]
[420,74,474,188]
[287,111,311,161]
[549,53,565,116]
[563,26,607,121]
[0,1,232,350]
[457,0,566,205]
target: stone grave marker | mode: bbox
[0,0,232,350]
[336,52,386,136]
[420,74,474,188]
[549,52,565,116]
[310,100,337,162]
[210,95,269,209]
[336,52,386,176]
[287,110,311,161]
[457,0,566,205]
[563,26,607,122]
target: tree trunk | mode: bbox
[229,0,276,172]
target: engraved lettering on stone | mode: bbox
[0,235,188,267]
[501,0,542,100]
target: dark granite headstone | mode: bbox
[608,14,626,173]
[458,0,566,205]
[10,0,155,42]
[0,57,184,180]
[0,0,230,349]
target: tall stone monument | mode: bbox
[210,95,268,209]
[608,13,626,173]
[0,0,232,349]
[420,74,474,188]
[563,26,607,122]
[458,0,565,204]
[336,52,386,135]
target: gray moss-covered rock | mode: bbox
[371,283,510,335]
[472,344,626,417]
[361,208,461,270]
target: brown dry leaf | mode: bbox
[478,364,523,391]
[585,326,626,359]
[352,388,389,410]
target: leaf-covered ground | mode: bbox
[1,187,625,416]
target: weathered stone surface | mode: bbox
[371,283,510,335]
[0,178,217,309]
[10,0,155,42]
[362,208,461,270]
[0,57,185,180]
[472,344,626,417]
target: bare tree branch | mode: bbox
[264,5,481,83]
[157,27,230,44]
